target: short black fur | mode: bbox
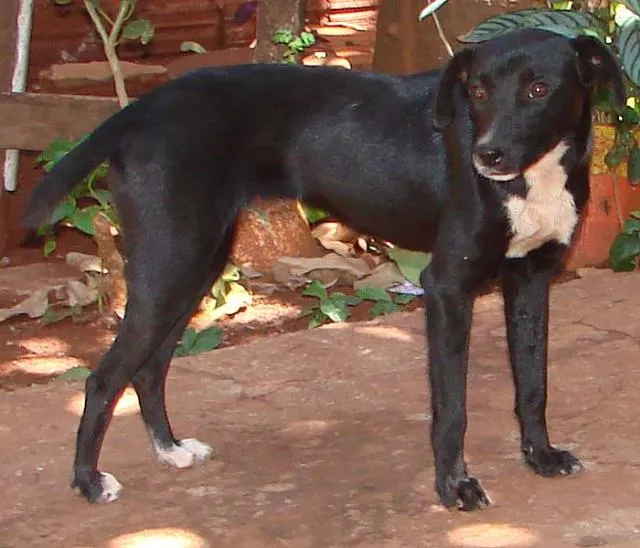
[23,29,624,509]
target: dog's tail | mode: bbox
[22,106,132,230]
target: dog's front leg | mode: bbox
[421,266,491,511]
[501,248,583,478]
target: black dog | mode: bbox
[23,29,624,510]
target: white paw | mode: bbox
[154,438,212,468]
[99,472,123,503]
[180,438,213,463]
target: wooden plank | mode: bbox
[0,92,119,151]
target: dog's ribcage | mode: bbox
[504,141,578,258]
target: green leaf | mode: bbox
[308,310,326,328]
[43,237,57,257]
[55,366,92,382]
[221,263,240,282]
[394,293,416,305]
[617,20,640,87]
[622,217,640,233]
[386,248,432,286]
[122,18,154,45]
[299,31,316,47]
[628,144,640,184]
[356,286,392,303]
[189,327,223,355]
[303,280,328,300]
[609,231,640,271]
[344,294,362,306]
[92,188,113,206]
[51,196,77,224]
[68,207,99,235]
[272,29,294,45]
[180,41,208,54]
[459,9,602,43]
[54,0,72,5]
[319,298,350,322]
[300,203,329,224]
[370,300,398,318]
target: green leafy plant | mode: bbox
[272,29,316,64]
[610,209,640,269]
[202,263,252,321]
[300,280,415,328]
[36,138,117,256]
[174,326,224,357]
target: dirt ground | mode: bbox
[2,266,640,547]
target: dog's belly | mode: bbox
[504,141,578,258]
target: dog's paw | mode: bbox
[438,476,491,512]
[155,438,213,468]
[72,470,123,503]
[524,446,583,477]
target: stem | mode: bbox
[433,13,454,58]
[83,0,129,107]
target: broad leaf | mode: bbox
[356,286,392,303]
[370,301,398,318]
[319,298,350,322]
[622,217,640,233]
[303,280,328,300]
[617,20,640,87]
[189,327,223,355]
[51,197,77,224]
[69,207,99,235]
[386,248,432,286]
[459,9,601,43]
[609,232,640,271]
[122,19,154,45]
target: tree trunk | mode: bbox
[231,0,320,273]
[373,0,544,75]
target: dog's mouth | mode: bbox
[472,155,520,182]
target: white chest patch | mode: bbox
[504,141,578,259]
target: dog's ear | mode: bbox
[434,48,475,130]
[572,34,625,111]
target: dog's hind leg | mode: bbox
[131,228,236,470]
[72,206,238,503]
[502,245,583,478]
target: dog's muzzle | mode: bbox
[472,147,519,182]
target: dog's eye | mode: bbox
[528,82,549,99]
[468,84,489,102]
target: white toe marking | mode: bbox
[153,437,212,468]
[180,438,213,463]
[99,472,123,503]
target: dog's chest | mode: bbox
[504,142,578,259]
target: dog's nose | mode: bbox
[475,147,504,168]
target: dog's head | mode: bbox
[434,29,625,181]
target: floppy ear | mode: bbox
[572,34,625,111]
[434,48,475,130]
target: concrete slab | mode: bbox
[1,270,640,547]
